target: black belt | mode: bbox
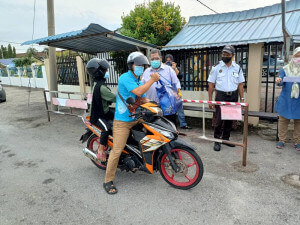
[217,90,238,96]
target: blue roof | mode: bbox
[22,23,156,53]
[0,58,16,67]
[163,0,300,50]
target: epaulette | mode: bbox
[212,62,219,67]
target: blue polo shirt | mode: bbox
[115,70,145,122]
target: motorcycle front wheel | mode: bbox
[159,147,204,190]
[87,134,107,170]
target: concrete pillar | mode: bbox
[76,56,86,94]
[44,59,51,91]
[247,43,264,125]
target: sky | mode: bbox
[0,0,281,54]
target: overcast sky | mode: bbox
[0,0,281,54]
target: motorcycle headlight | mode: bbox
[149,107,163,116]
[149,125,174,140]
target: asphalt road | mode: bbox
[0,86,299,225]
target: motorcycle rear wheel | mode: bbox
[159,147,203,190]
[87,134,107,170]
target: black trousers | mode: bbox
[94,110,114,146]
[165,114,177,127]
[214,90,238,140]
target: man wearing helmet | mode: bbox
[103,51,160,194]
[86,58,116,162]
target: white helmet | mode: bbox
[127,51,149,70]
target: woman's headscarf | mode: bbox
[283,47,300,98]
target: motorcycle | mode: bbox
[80,97,204,190]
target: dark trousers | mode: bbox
[165,114,177,127]
[94,110,114,146]
[214,90,238,140]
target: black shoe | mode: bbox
[214,142,221,151]
[180,125,192,129]
[222,139,235,147]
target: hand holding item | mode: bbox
[171,62,177,69]
[276,78,282,84]
[151,72,160,82]
[178,89,182,98]
[209,103,214,109]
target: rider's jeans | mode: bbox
[105,119,141,183]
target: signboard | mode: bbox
[221,105,242,120]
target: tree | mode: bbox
[13,57,35,67]
[1,45,8,58]
[26,47,38,58]
[0,49,2,59]
[120,0,186,46]
[13,47,16,57]
[7,44,13,58]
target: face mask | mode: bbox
[104,71,109,79]
[151,60,161,69]
[134,66,144,76]
[292,57,300,65]
[222,57,232,64]
[165,61,172,66]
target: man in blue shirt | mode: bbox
[142,49,181,125]
[103,52,160,194]
[207,45,245,151]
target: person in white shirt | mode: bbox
[207,45,245,151]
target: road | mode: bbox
[0,86,299,225]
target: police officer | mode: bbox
[207,45,245,151]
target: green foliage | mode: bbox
[13,47,16,57]
[0,44,17,58]
[7,44,13,58]
[26,47,38,58]
[120,0,186,46]
[1,45,8,58]
[13,57,35,67]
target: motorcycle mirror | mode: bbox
[126,97,135,105]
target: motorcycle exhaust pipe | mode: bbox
[83,148,98,161]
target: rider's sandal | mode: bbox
[103,181,118,195]
[96,151,107,162]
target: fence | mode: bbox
[56,52,79,85]
[162,45,249,91]
[0,65,48,89]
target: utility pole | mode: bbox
[47,0,58,110]
[281,0,291,65]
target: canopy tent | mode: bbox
[22,23,156,54]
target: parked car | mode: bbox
[240,56,284,77]
[0,79,6,102]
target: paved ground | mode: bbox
[0,86,299,225]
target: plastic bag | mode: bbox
[155,78,182,116]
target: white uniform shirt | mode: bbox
[207,61,245,92]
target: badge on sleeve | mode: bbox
[219,69,222,73]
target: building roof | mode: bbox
[0,58,16,67]
[162,0,300,51]
[22,23,156,54]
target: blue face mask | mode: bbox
[134,66,144,77]
[151,60,161,69]
[104,71,109,79]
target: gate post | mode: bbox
[76,56,86,95]
[247,43,264,125]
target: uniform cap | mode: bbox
[222,45,235,54]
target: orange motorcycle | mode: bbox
[80,97,204,189]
